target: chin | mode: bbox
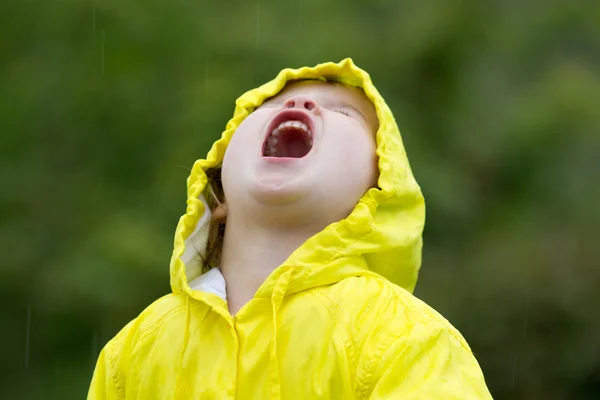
[248,176,309,206]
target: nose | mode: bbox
[283,96,318,112]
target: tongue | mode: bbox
[269,129,311,158]
[282,135,310,158]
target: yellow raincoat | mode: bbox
[89,58,492,399]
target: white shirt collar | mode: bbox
[188,268,227,301]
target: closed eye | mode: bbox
[259,101,282,109]
[333,108,351,116]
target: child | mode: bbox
[89,58,492,399]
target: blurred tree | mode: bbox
[1,0,598,398]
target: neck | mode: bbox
[219,212,320,315]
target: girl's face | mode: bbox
[221,81,379,226]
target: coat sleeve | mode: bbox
[368,321,493,399]
[88,321,136,400]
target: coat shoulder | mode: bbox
[318,275,466,346]
[108,293,189,347]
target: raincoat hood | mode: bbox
[170,58,425,300]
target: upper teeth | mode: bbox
[271,120,311,137]
[264,119,313,157]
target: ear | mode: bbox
[211,201,228,222]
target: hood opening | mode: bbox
[173,58,425,297]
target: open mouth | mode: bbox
[262,110,314,158]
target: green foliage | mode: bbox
[1,0,599,398]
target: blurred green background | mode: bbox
[1,0,599,398]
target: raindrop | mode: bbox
[523,295,529,338]
[102,30,105,75]
[511,354,517,390]
[256,1,260,48]
[56,360,62,398]
[25,303,31,369]
[205,57,210,97]
[91,330,99,369]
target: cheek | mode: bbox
[326,125,378,191]
[347,141,378,187]
[223,112,268,163]
[221,113,266,188]
[228,117,259,149]
[339,125,377,168]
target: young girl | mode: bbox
[89,58,492,399]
